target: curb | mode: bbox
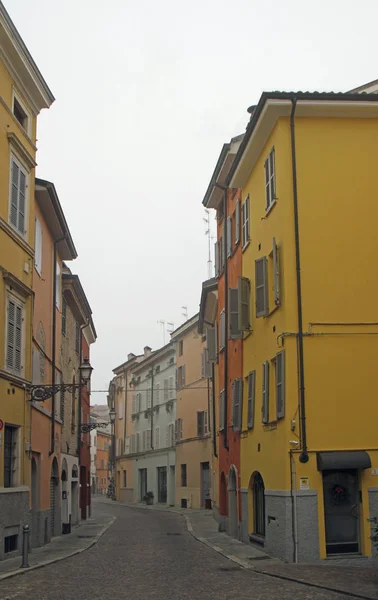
[0,516,116,582]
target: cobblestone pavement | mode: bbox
[1,501,377,600]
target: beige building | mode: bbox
[112,353,141,502]
[171,314,212,509]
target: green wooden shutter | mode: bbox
[247,371,256,429]
[229,288,241,339]
[255,257,268,317]
[276,350,285,419]
[262,361,269,423]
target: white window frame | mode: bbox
[9,153,29,239]
[12,88,32,138]
[34,217,42,275]
[5,292,25,377]
[55,262,61,309]
[242,195,250,250]
[265,147,276,212]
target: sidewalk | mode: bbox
[0,512,114,582]
[101,497,378,600]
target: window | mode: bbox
[166,423,175,447]
[62,298,67,336]
[147,429,151,449]
[156,383,160,402]
[155,365,160,373]
[94,435,97,447]
[4,425,18,487]
[242,195,250,249]
[247,371,256,429]
[262,361,269,423]
[181,464,187,487]
[34,218,42,275]
[265,147,276,212]
[164,378,169,400]
[275,350,285,419]
[55,262,61,309]
[235,199,241,245]
[201,349,211,379]
[136,392,142,412]
[179,340,183,356]
[197,411,208,437]
[206,327,217,363]
[169,376,174,399]
[4,534,18,554]
[177,366,185,389]
[60,386,65,423]
[6,297,23,375]
[123,471,127,487]
[219,310,226,351]
[238,276,251,331]
[272,237,280,306]
[255,257,268,318]
[75,322,80,353]
[147,387,151,409]
[175,418,183,441]
[226,216,232,258]
[155,426,160,449]
[9,157,27,236]
[229,289,241,339]
[219,390,225,431]
[13,94,29,132]
[232,379,243,431]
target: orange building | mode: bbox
[31,179,77,546]
[95,430,111,495]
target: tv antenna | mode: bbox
[181,306,188,320]
[157,320,165,345]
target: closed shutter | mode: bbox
[179,418,183,440]
[220,310,226,350]
[232,379,242,431]
[222,231,226,270]
[6,299,22,373]
[175,419,178,440]
[255,257,268,317]
[136,432,141,452]
[204,410,208,434]
[219,237,223,274]
[247,371,256,429]
[229,288,241,339]
[142,431,146,451]
[166,426,169,447]
[18,170,26,234]
[235,199,240,244]
[262,361,269,423]
[273,237,280,306]
[227,216,232,257]
[206,327,217,362]
[276,350,285,419]
[55,263,61,309]
[164,379,169,399]
[34,218,42,274]
[118,401,124,419]
[169,376,174,399]
[156,383,160,401]
[182,365,185,387]
[155,427,160,449]
[214,241,219,277]
[242,196,250,248]
[220,389,225,431]
[147,429,151,449]
[204,349,212,378]
[238,276,250,331]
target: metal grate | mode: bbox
[4,534,18,553]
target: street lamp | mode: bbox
[30,357,93,402]
[109,407,116,424]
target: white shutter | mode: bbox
[227,216,232,257]
[255,257,268,317]
[55,262,61,309]
[235,199,240,244]
[229,288,241,339]
[214,241,219,277]
[169,376,174,399]
[34,218,42,275]
[262,361,269,423]
[206,327,217,362]
[238,276,251,331]
[273,237,280,306]
[276,351,285,419]
[136,432,141,452]
[164,379,169,400]
[247,371,256,429]
[175,419,178,441]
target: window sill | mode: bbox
[0,486,29,494]
[0,217,33,257]
[242,240,250,253]
[265,199,277,217]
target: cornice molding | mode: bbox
[0,216,34,258]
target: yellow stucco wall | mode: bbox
[241,114,378,558]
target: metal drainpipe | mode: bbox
[211,364,217,458]
[50,236,66,456]
[290,99,308,463]
[150,367,154,449]
[223,189,229,451]
[77,320,89,469]
[123,368,127,450]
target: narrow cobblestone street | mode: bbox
[1,501,377,600]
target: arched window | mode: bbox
[253,472,265,537]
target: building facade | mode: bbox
[200,135,243,536]
[31,180,77,545]
[171,315,212,509]
[129,344,176,505]
[0,4,54,559]
[95,430,111,495]
[228,90,378,561]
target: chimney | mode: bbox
[144,346,152,357]
[127,353,136,361]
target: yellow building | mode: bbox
[171,315,212,509]
[228,91,378,562]
[0,4,54,558]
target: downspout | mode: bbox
[223,188,229,451]
[290,451,299,562]
[77,319,89,468]
[290,99,308,463]
[150,367,154,449]
[211,363,217,458]
[50,236,66,456]
[123,368,127,451]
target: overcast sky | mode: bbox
[7,0,377,401]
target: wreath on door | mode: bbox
[332,484,348,505]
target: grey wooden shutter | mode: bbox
[262,361,269,423]
[229,288,241,339]
[204,349,212,378]
[273,237,280,306]
[18,170,26,234]
[235,199,240,244]
[206,327,217,362]
[232,379,242,431]
[220,389,225,430]
[222,231,226,270]
[245,195,250,243]
[247,371,256,429]
[276,350,285,419]
[201,350,205,378]
[255,257,268,317]
[214,241,219,277]
[238,276,250,331]
[10,160,19,228]
[220,310,225,350]
[227,216,232,257]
